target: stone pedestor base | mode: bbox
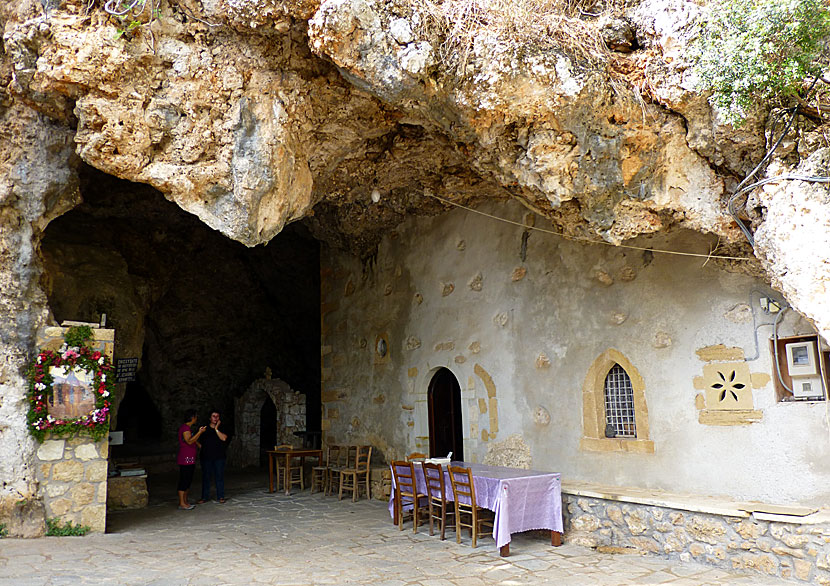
[107,475,149,510]
[562,484,830,584]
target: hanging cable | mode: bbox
[728,77,825,247]
[423,193,753,261]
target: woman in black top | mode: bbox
[198,410,228,503]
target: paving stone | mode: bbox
[0,470,805,585]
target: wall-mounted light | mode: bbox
[371,189,381,203]
[374,333,390,364]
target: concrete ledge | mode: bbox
[698,409,763,425]
[561,480,829,523]
[579,437,655,453]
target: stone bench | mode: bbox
[107,475,149,510]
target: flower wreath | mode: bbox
[26,326,113,442]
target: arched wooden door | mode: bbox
[427,368,464,460]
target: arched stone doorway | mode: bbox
[427,367,464,460]
[229,377,307,468]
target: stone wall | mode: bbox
[321,198,830,505]
[563,493,830,584]
[35,437,109,532]
[229,377,307,468]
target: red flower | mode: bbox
[91,351,101,360]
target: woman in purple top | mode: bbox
[177,408,206,510]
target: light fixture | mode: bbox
[371,189,381,203]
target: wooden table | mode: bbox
[390,461,563,556]
[267,448,323,495]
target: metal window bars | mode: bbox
[604,364,637,438]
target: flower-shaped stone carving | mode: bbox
[701,362,754,411]
[711,369,746,403]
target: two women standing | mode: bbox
[176,408,228,509]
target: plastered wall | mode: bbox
[321,200,830,506]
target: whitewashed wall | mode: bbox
[321,200,830,506]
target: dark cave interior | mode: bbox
[39,165,321,464]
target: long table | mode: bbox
[390,461,563,556]
[267,448,323,495]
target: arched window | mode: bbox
[604,364,637,438]
[581,349,653,453]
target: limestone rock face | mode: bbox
[0,101,79,513]
[2,0,830,523]
[753,150,830,343]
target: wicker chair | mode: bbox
[311,444,339,494]
[327,444,355,496]
[391,460,427,532]
[339,445,373,501]
[274,444,304,492]
[448,465,494,548]
[422,462,455,540]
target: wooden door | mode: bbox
[427,368,464,460]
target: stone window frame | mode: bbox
[580,349,654,453]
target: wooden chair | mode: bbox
[311,444,339,494]
[448,465,494,548]
[327,444,355,496]
[406,452,427,462]
[391,460,427,532]
[339,445,373,501]
[274,444,304,492]
[422,462,455,540]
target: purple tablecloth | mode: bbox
[389,461,563,549]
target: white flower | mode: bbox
[98,357,105,365]
[101,374,106,382]
[102,391,110,398]
[36,356,42,364]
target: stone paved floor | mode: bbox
[0,471,796,585]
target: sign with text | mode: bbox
[115,358,139,382]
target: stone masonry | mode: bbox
[229,377,307,468]
[563,493,830,584]
[35,437,109,532]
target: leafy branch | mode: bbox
[692,0,830,126]
[103,0,162,50]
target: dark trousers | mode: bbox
[177,464,195,491]
[201,458,226,500]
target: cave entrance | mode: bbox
[39,166,321,480]
[112,379,163,459]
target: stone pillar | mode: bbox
[36,437,109,532]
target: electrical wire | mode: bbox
[744,288,783,362]
[727,77,825,247]
[423,193,754,261]
[772,307,796,396]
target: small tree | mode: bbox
[692,0,830,125]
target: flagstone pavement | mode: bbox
[0,471,797,585]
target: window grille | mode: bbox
[604,364,637,438]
